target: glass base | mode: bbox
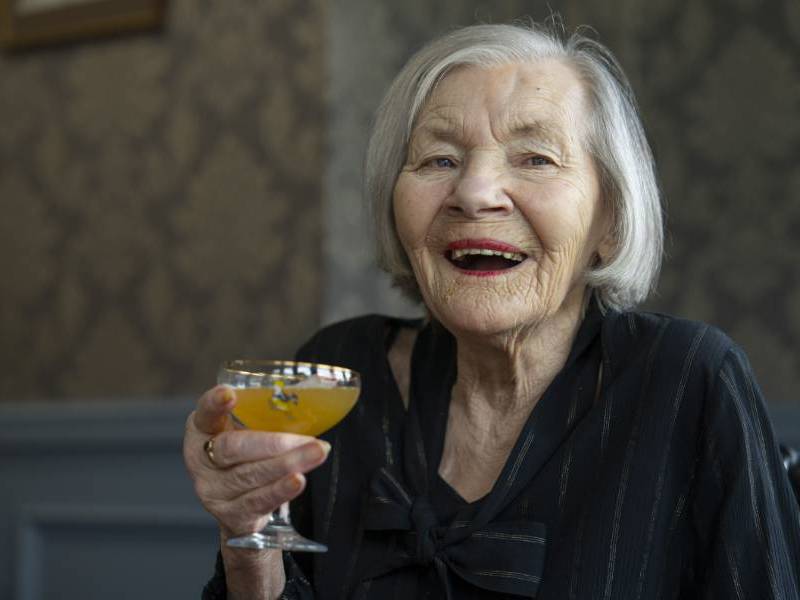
[226,525,328,552]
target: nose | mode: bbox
[445,160,514,219]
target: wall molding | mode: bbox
[0,400,219,600]
[15,503,217,600]
[770,404,800,449]
[0,398,195,451]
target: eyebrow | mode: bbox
[411,119,462,145]
[412,117,569,148]
[507,121,568,144]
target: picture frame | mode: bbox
[0,0,166,50]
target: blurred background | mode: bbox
[0,0,798,598]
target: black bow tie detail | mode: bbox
[362,467,547,598]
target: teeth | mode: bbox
[450,248,525,262]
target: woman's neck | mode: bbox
[438,291,591,501]
[451,290,589,418]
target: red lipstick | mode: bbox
[445,238,528,278]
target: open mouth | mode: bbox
[446,247,528,272]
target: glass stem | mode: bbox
[269,502,292,527]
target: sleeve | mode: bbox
[201,552,227,600]
[692,345,800,598]
[200,550,315,600]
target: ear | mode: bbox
[593,196,616,264]
[596,232,616,264]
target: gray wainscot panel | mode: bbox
[771,403,800,451]
[0,400,219,600]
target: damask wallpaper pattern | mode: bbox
[577,0,800,403]
[0,0,325,399]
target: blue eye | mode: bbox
[526,155,553,167]
[425,157,456,169]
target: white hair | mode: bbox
[365,22,663,311]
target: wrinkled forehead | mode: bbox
[412,60,592,147]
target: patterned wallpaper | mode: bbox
[0,0,325,399]
[1,0,798,404]
[568,0,800,404]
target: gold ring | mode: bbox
[203,437,218,466]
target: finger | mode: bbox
[193,386,236,435]
[223,473,307,535]
[222,441,330,493]
[210,430,323,468]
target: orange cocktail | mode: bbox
[232,385,359,436]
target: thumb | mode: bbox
[192,386,236,435]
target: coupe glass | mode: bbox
[218,359,360,552]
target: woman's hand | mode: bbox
[184,385,330,538]
[183,385,330,599]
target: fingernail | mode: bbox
[283,474,302,494]
[217,387,235,405]
[320,440,331,455]
[302,443,325,463]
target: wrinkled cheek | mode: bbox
[545,242,589,295]
[520,248,577,305]
[404,249,459,309]
[405,248,437,294]
[394,207,425,265]
[392,193,417,248]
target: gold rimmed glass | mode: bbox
[218,360,361,552]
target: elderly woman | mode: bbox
[184,22,800,599]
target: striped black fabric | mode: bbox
[203,303,800,599]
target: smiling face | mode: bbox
[393,60,614,337]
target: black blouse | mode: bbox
[203,304,800,599]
